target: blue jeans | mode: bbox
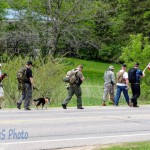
[114,86,129,105]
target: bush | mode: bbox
[120,34,150,101]
[2,55,66,108]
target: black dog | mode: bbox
[33,97,51,109]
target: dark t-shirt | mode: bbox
[25,67,33,85]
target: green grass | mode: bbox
[97,141,150,150]
[61,58,125,107]
[61,58,149,107]
[2,57,149,108]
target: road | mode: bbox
[1,105,150,150]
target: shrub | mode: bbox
[2,55,66,108]
[120,34,150,101]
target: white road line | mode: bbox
[1,133,150,145]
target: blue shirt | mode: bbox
[136,69,143,83]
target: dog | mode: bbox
[33,97,51,109]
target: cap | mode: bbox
[135,62,139,66]
[0,64,2,67]
[122,64,127,67]
[109,65,114,70]
[27,61,33,66]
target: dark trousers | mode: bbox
[131,83,140,106]
[18,83,32,109]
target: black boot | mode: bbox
[17,102,21,109]
[77,106,84,109]
[62,104,67,109]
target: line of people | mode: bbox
[102,63,144,107]
[0,61,145,110]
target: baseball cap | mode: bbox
[27,61,33,66]
[109,65,114,70]
[122,64,127,67]
[135,62,139,67]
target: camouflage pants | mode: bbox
[102,83,114,102]
[62,85,82,107]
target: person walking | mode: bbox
[114,64,130,106]
[0,64,7,109]
[129,63,144,107]
[102,66,115,106]
[62,65,85,109]
[17,61,35,110]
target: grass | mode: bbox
[97,141,150,150]
[61,58,128,107]
[60,58,150,107]
[2,57,149,108]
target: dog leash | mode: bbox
[34,87,45,97]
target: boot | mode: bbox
[62,104,67,109]
[102,102,106,106]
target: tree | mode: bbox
[121,0,150,37]
[0,0,101,59]
[120,34,150,100]
[0,0,8,20]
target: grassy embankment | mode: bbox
[60,58,150,107]
[97,141,150,150]
[3,57,147,108]
[60,58,128,107]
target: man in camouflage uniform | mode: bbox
[102,66,115,106]
[62,65,85,109]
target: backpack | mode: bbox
[116,71,125,83]
[16,67,28,90]
[63,69,78,83]
[128,68,137,83]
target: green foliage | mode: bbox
[98,141,150,150]
[0,0,8,20]
[63,58,122,107]
[1,0,150,61]
[2,56,149,108]
[2,56,66,108]
[120,34,150,100]
[122,0,150,37]
[94,1,126,61]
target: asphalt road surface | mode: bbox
[1,105,150,150]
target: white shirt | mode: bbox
[117,70,128,86]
